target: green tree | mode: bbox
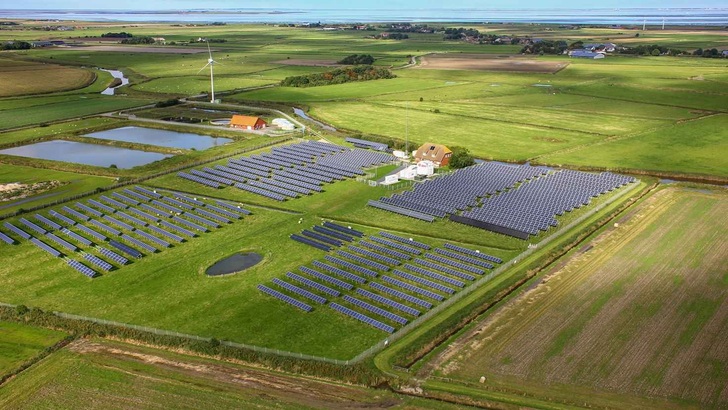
[449,147,475,169]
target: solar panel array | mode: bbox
[392,269,455,295]
[60,228,93,246]
[30,237,61,257]
[272,278,327,304]
[83,253,113,271]
[286,272,340,297]
[0,231,15,244]
[20,218,46,235]
[379,232,430,250]
[45,232,77,252]
[337,250,390,272]
[443,243,502,264]
[424,253,485,275]
[312,261,366,284]
[329,303,394,333]
[258,284,313,312]
[35,214,61,230]
[343,295,408,325]
[356,288,421,317]
[4,222,31,239]
[368,236,422,255]
[414,258,479,280]
[403,263,467,287]
[98,246,129,265]
[434,248,494,269]
[348,245,401,266]
[323,255,378,278]
[49,210,76,226]
[300,266,354,290]
[67,259,97,278]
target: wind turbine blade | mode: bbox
[197,63,210,74]
[207,40,212,59]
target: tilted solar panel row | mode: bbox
[286,272,340,297]
[274,169,325,186]
[258,153,301,167]
[182,212,219,228]
[443,243,502,263]
[172,216,208,233]
[75,224,107,241]
[300,266,354,290]
[151,199,184,214]
[100,195,128,210]
[367,200,435,222]
[302,230,342,247]
[147,224,184,243]
[203,204,241,220]
[305,165,347,180]
[112,192,140,206]
[30,237,61,257]
[140,203,171,218]
[312,225,354,242]
[123,188,150,202]
[392,269,455,295]
[4,222,31,240]
[88,199,115,214]
[134,186,162,199]
[271,175,322,192]
[379,197,448,218]
[175,194,206,207]
[434,248,494,269]
[50,210,76,226]
[235,157,280,171]
[0,231,15,244]
[323,255,378,278]
[83,253,113,271]
[261,178,311,195]
[381,275,444,301]
[356,289,420,317]
[127,207,160,222]
[343,295,408,325]
[90,219,121,236]
[414,258,477,281]
[369,236,421,255]
[314,163,359,177]
[299,167,339,182]
[160,196,194,210]
[67,259,97,278]
[214,200,251,215]
[282,167,332,183]
[403,263,467,287]
[424,253,485,275]
[75,202,103,217]
[337,250,390,272]
[312,260,366,284]
[158,219,196,237]
[359,241,411,261]
[379,231,430,250]
[349,245,401,266]
[226,162,271,178]
[45,232,78,252]
[309,164,355,178]
[202,167,247,183]
[215,165,260,180]
[60,228,93,246]
[120,234,156,253]
[248,180,298,198]
[20,218,46,235]
[103,215,135,232]
[258,284,312,312]
[235,183,286,201]
[98,246,129,265]
[190,169,235,186]
[329,303,394,333]
[192,208,230,224]
[134,229,171,248]
[35,214,61,230]
[250,155,289,169]
[290,234,330,251]
[114,211,148,228]
[178,172,222,189]
[62,206,90,221]
[324,221,364,237]
[368,282,433,309]
[272,278,327,304]
[270,150,312,166]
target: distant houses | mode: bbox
[414,143,452,167]
[230,115,267,130]
[568,50,605,59]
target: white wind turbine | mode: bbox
[198,40,220,103]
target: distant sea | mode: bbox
[0,8,726,25]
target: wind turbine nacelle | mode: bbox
[208,58,214,64]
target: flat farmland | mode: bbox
[0,321,67,376]
[416,54,568,73]
[429,186,728,409]
[0,60,94,97]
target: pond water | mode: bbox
[0,140,172,169]
[100,68,129,95]
[206,253,263,276]
[293,107,336,132]
[84,126,233,150]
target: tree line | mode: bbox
[338,54,375,64]
[281,65,395,88]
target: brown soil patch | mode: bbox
[272,59,341,67]
[416,54,568,73]
[0,181,63,202]
[65,45,208,54]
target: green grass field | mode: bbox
[0,321,67,376]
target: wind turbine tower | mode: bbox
[198,40,219,103]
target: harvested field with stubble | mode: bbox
[416,53,568,73]
[0,60,95,97]
[431,186,728,409]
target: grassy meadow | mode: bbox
[0,321,67,376]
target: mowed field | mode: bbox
[430,186,728,409]
[0,60,94,97]
[0,321,68,376]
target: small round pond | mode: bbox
[205,253,263,276]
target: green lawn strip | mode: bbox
[0,321,68,376]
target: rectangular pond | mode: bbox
[84,126,233,150]
[0,140,172,169]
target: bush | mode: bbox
[449,147,475,169]
[281,66,395,88]
[338,54,375,65]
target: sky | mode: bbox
[2,0,726,10]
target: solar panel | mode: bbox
[312,261,366,284]
[403,263,467,287]
[60,228,93,246]
[147,224,184,242]
[103,215,135,232]
[300,266,354,290]
[323,255,378,277]
[75,224,107,241]
[413,258,477,281]
[443,243,503,264]
[3,222,31,240]
[379,232,430,249]
[88,199,115,214]
[0,231,15,244]
[66,259,97,278]
[369,236,422,255]
[114,211,148,227]
[336,250,390,272]
[112,192,140,206]
[83,253,113,271]
[286,272,340,297]
[62,206,90,221]
[348,245,401,266]
[191,208,230,224]
[423,253,485,275]
[181,212,219,229]
[99,195,128,210]
[214,200,251,215]
[30,237,61,257]
[215,165,261,180]
[272,278,327,304]
[134,186,162,199]
[157,220,196,237]
[134,229,171,248]
[121,234,156,253]
[290,234,330,251]
[175,194,206,207]
[323,221,364,237]
[34,214,61,230]
[127,207,160,222]
[356,289,421,317]
[434,248,494,269]
[329,303,394,333]
[235,182,286,201]
[45,232,78,252]
[98,246,129,265]
[49,210,76,226]
[343,295,408,325]
[392,269,455,295]
[139,203,171,218]
[312,225,354,242]
[261,178,311,195]
[190,169,235,186]
[75,202,103,217]
[368,200,435,222]
[160,196,194,210]
[151,200,183,214]
[20,218,46,235]
[271,175,322,192]
[381,275,445,301]
[201,167,247,183]
[359,241,411,261]
[90,219,121,236]
[258,284,312,312]
[302,230,342,247]
[171,216,208,233]
[123,188,151,202]
[203,204,240,220]
[248,180,297,198]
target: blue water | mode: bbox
[84,126,232,150]
[0,8,726,25]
